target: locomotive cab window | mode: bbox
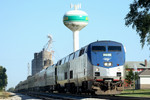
[92,46,106,51]
[108,46,121,51]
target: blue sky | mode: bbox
[0,0,149,89]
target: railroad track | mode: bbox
[26,92,150,100]
[27,92,87,100]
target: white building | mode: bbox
[136,69,150,89]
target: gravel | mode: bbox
[1,92,42,100]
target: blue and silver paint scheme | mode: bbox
[15,40,126,94]
[87,41,125,81]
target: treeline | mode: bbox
[0,66,7,91]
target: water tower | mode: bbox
[63,4,89,52]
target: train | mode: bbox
[15,40,126,95]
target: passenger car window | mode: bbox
[56,62,59,66]
[74,50,80,58]
[58,60,62,65]
[79,48,85,56]
[64,72,67,79]
[61,58,66,65]
[70,70,73,79]
[69,53,74,60]
[92,46,106,51]
[84,46,88,53]
[65,55,69,63]
[108,46,121,51]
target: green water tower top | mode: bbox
[63,4,89,52]
[63,4,89,31]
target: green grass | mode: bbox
[117,89,150,98]
[0,91,10,99]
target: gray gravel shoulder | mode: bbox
[1,92,42,100]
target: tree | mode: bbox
[7,87,15,92]
[125,65,129,69]
[125,0,150,48]
[125,69,138,87]
[0,66,7,91]
[125,69,134,86]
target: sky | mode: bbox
[0,0,150,90]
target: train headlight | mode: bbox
[104,62,108,66]
[108,62,112,66]
[96,68,99,71]
[104,62,112,67]
[118,68,121,71]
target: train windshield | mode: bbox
[108,46,121,51]
[92,46,106,51]
[90,41,125,68]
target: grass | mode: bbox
[117,89,150,98]
[0,91,11,99]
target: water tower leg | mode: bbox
[73,31,79,52]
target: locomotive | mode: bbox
[15,40,126,95]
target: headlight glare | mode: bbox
[104,62,112,67]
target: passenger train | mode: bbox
[15,40,126,95]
